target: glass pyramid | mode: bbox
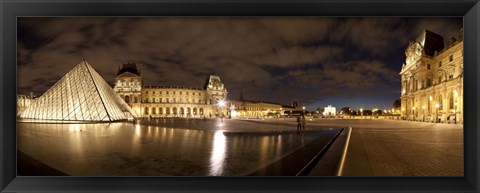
[20,60,137,122]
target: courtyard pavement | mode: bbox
[207,118,464,176]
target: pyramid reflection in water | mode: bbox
[20,60,137,122]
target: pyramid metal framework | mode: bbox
[20,60,137,122]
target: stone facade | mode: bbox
[400,29,463,123]
[114,63,228,118]
[230,100,283,118]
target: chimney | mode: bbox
[449,36,457,45]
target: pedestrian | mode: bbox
[296,116,302,134]
[301,115,306,133]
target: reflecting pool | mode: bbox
[18,120,338,176]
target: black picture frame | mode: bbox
[1,0,479,192]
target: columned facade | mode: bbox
[400,29,463,123]
[114,63,228,118]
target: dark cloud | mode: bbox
[17,17,462,109]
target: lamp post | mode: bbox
[422,105,426,122]
[360,108,363,119]
[217,99,226,120]
[454,102,458,124]
[412,107,416,121]
[435,103,440,123]
[453,90,458,124]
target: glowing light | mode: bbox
[217,100,226,107]
[435,103,440,109]
[209,130,226,176]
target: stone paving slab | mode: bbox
[242,118,464,176]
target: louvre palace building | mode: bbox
[114,63,228,118]
[400,29,463,123]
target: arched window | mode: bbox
[428,99,431,113]
[166,107,170,115]
[144,107,149,115]
[180,108,184,115]
[125,95,130,103]
[437,95,443,110]
[200,108,204,115]
[173,107,177,115]
[449,94,454,109]
[159,108,163,114]
[152,107,156,114]
[134,97,138,103]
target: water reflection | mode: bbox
[18,122,329,176]
[209,130,226,176]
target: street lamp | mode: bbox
[401,108,405,120]
[454,90,458,124]
[435,103,440,123]
[217,99,226,119]
[360,108,363,119]
[454,102,458,124]
[412,107,416,121]
[422,105,426,122]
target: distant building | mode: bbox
[291,101,300,109]
[323,105,336,116]
[230,93,283,118]
[400,29,463,123]
[114,63,228,118]
[17,93,36,116]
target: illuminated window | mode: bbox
[144,107,149,114]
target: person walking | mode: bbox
[301,115,306,133]
[296,116,302,134]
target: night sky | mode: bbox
[17,17,463,111]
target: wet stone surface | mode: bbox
[17,119,338,176]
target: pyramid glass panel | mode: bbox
[20,60,137,122]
